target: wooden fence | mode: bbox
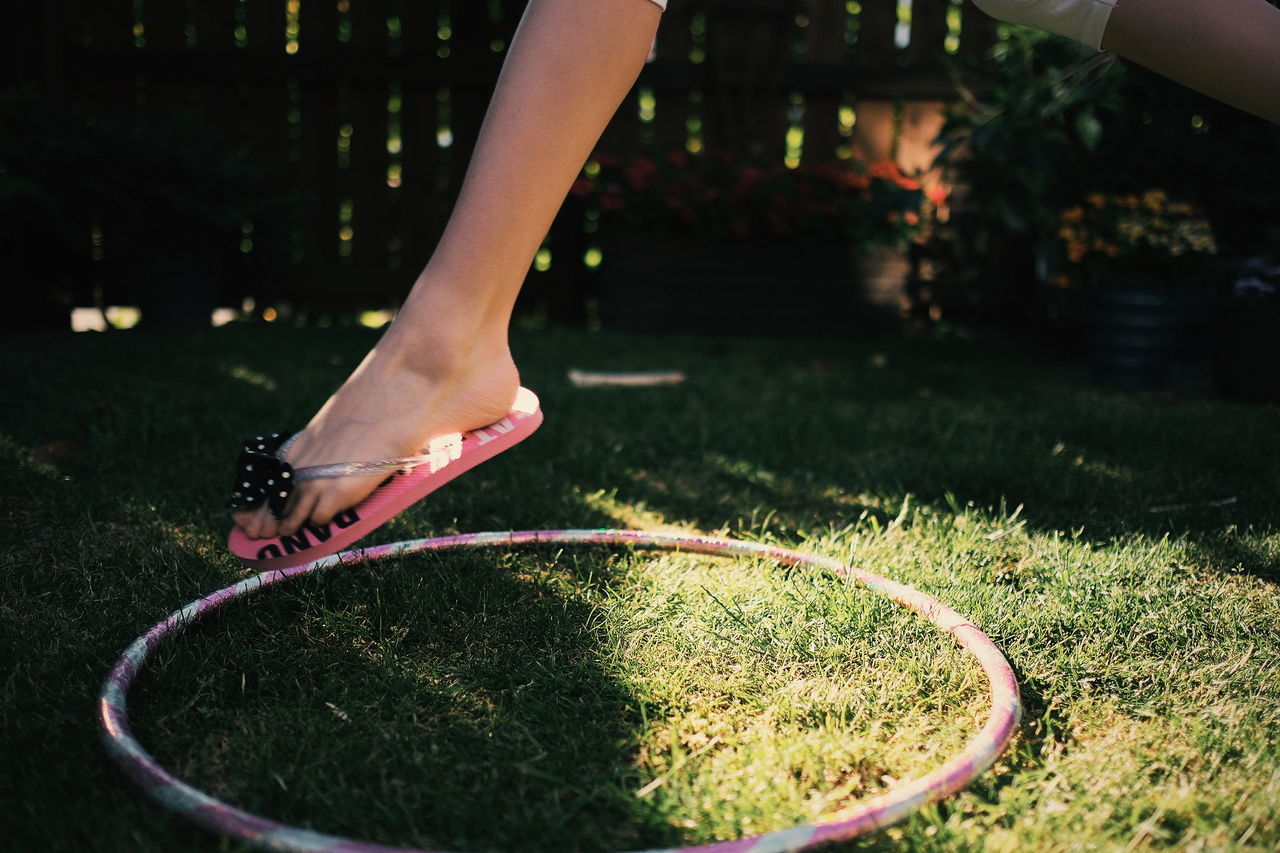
[22,0,998,319]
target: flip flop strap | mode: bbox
[293,455,434,482]
[293,432,464,481]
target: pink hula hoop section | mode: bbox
[99,529,1022,853]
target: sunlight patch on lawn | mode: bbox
[976,696,1280,852]
[578,487,706,535]
[222,364,278,392]
[606,546,986,844]
[0,432,63,480]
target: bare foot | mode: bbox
[231,322,520,540]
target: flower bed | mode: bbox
[572,150,928,248]
[571,151,930,335]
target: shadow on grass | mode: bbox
[129,546,685,853]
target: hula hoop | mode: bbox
[99,529,1021,853]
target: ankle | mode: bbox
[377,291,500,359]
[385,277,510,361]
[372,312,513,393]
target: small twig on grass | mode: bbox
[568,369,686,388]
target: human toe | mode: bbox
[231,505,274,540]
[276,488,321,538]
[307,486,358,529]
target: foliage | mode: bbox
[930,24,1279,328]
[571,150,927,248]
[938,24,1280,253]
[1055,189,1218,286]
[936,27,1128,239]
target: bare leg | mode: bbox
[235,0,663,539]
[1101,0,1280,123]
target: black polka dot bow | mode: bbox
[228,431,297,518]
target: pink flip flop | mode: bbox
[227,387,543,570]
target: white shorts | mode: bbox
[646,0,667,9]
[969,0,1119,50]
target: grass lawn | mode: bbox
[2,323,1277,851]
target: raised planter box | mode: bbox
[596,241,909,336]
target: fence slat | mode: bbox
[391,0,443,268]
[702,0,797,158]
[144,1,187,51]
[645,1,694,155]
[959,2,998,62]
[852,2,898,71]
[348,83,393,277]
[243,0,282,52]
[191,0,234,50]
[349,0,387,51]
[904,0,952,68]
[395,0,437,54]
[343,0,389,278]
[799,0,847,161]
[393,78,439,274]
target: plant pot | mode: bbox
[1088,279,1189,390]
[596,240,906,336]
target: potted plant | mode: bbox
[1054,190,1218,389]
[931,28,1127,328]
[570,149,926,335]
